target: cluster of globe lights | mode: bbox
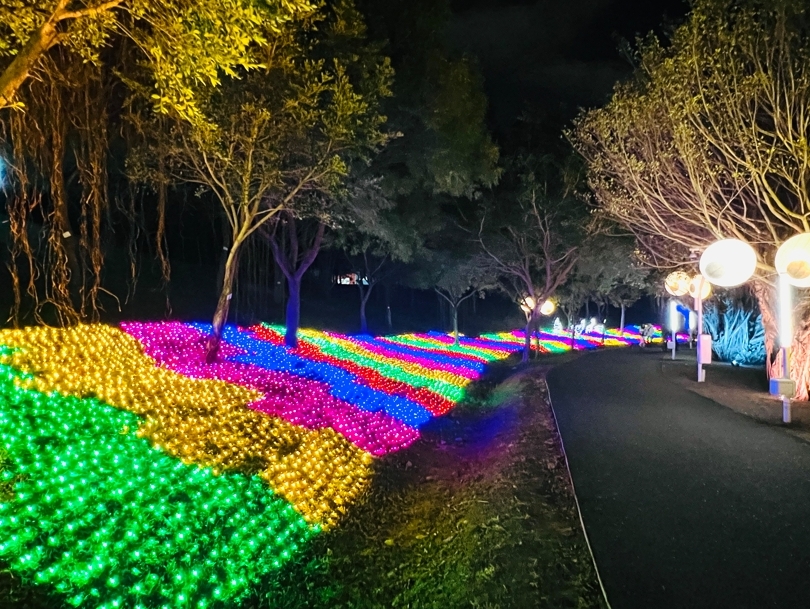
[666,235,810,298]
[519,296,557,317]
[0,319,653,607]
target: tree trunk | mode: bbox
[385,284,393,331]
[359,284,374,334]
[452,304,459,345]
[285,276,301,348]
[620,303,626,331]
[523,316,534,363]
[206,244,241,362]
[751,281,810,401]
[0,21,59,109]
[585,300,590,318]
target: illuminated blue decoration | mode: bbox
[703,296,766,365]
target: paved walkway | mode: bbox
[547,349,810,609]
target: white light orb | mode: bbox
[540,299,556,316]
[775,233,810,288]
[688,274,712,300]
[523,296,536,311]
[699,239,757,287]
[665,271,691,296]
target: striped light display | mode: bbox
[0,320,651,607]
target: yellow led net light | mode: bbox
[0,325,373,529]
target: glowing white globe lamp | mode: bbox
[664,271,690,296]
[775,233,810,287]
[688,274,712,300]
[699,239,757,287]
[540,299,556,316]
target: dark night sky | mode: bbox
[447,0,689,135]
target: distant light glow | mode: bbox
[688,274,712,300]
[540,299,556,315]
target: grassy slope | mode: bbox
[1,355,605,609]
[255,355,606,609]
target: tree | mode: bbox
[338,188,419,334]
[576,236,652,330]
[431,252,495,345]
[569,0,810,397]
[132,1,391,359]
[405,227,497,344]
[479,155,588,362]
[0,0,313,120]
[358,0,500,201]
[0,0,316,324]
[265,210,325,348]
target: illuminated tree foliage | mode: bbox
[0,0,314,324]
[0,0,314,119]
[131,1,392,359]
[570,0,810,397]
[703,293,766,365]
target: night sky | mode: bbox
[448,0,689,134]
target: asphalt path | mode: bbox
[547,349,810,609]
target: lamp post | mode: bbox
[698,239,758,384]
[770,233,810,422]
[665,271,690,360]
[667,299,680,360]
[689,274,712,381]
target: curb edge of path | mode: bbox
[546,376,613,609]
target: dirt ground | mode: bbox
[658,349,810,443]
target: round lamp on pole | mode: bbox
[688,274,712,300]
[775,233,810,287]
[665,271,691,296]
[540,299,556,316]
[770,234,810,422]
[699,239,757,287]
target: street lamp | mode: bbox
[695,239,758,383]
[688,273,712,382]
[540,299,556,316]
[770,233,810,422]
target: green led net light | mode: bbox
[0,359,316,609]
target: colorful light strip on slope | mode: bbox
[202,324,433,428]
[0,357,315,609]
[122,322,420,457]
[0,325,372,528]
[251,325,456,416]
[0,319,652,609]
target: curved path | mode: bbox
[547,349,810,609]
